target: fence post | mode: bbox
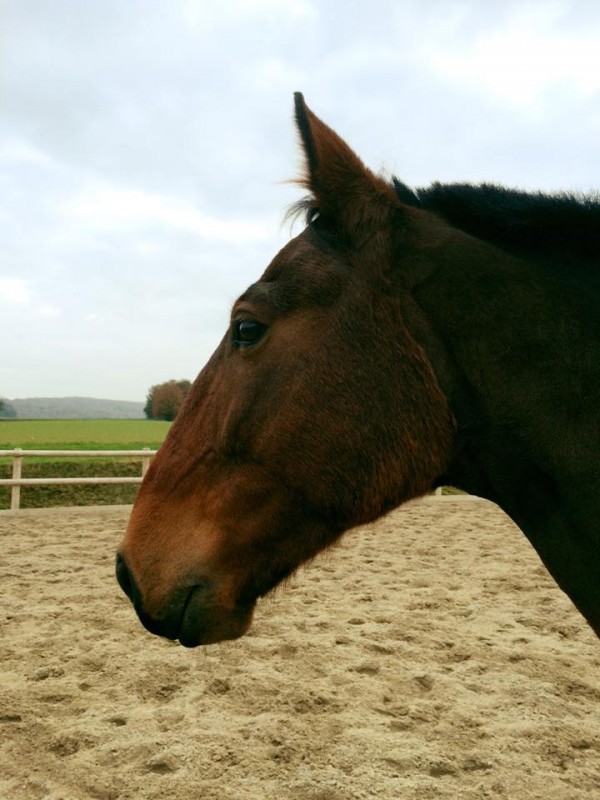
[11,448,23,512]
[141,447,151,478]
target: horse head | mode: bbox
[116,94,455,646]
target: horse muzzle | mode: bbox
[115,552,254,647]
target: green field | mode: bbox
[0,419,172,510]
[0,419,171,450]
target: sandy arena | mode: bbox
[1,498,598,800]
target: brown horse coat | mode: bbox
[117,94,600,646]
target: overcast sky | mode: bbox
[2,0,599,402]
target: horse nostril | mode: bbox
[115,552,135,602]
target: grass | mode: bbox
[0,419,170,450]
[0,419,171,510]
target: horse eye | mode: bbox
[232,319,267,348]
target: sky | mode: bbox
[1,0,599,402]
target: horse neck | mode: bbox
[400,230,600,634]
[399,230,599,486]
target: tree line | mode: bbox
[144,380,191,421]
[1,384,191,421]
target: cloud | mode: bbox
[182,0,318,27]
[418,3,600,112]
[36,305,62,318]
[249,57,308,93]
[0,138,55,166]
[0,278,31,305]
[0,279,63,324]
[61,183,272,243]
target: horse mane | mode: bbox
[394,180,600,263]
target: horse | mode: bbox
[116,93,600,647]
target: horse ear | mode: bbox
[293,92,399,239]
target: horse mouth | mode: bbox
[175,585,255,648]
[117,551,256,647]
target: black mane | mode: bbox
[393,180,600,263]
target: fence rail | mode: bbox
[0,448,156,512]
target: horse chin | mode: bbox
[177,586,255,648]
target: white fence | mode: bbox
[0,448,157,512]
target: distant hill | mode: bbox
[5,397,145,419]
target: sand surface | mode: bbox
[1,499,598,800]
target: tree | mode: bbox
[144,380,191,421]
[0,398,17,418]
